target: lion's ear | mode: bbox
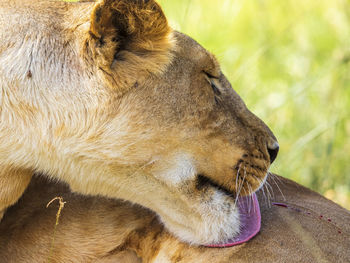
[88,0,173,92]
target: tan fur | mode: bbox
[0,0,279,245]
[1,175,349,263]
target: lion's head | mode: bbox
[74,0,278,245]
[4,0,277,246]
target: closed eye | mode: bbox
[203,72,222,96]
[211,81,221,95]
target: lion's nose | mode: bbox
[267,141,279,164]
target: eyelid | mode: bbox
[203,71,222,97]
[204,71,220,79]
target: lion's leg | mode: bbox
[0,167,33,220]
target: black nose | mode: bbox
[267,141,279,164]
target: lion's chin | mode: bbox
[157,192,261,247]
[206,193,261,247]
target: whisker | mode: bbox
[265,180,275,199]
[247,183,254,213]
[256,175,268,206]
[235,164,242,196]
[264,183,272,207]
[269,172,286,201]
[234,164,242,207]
[242,185,251,213]
[235,165,247,207]
[241,187,248,211]
[234,178,242,207]
[270,172,284,184]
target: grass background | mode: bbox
[157,0,350,209]
[68,0,350,209]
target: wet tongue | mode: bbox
[206,193,261,248]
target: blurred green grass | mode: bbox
[157,0,350,209]
[67,0,350,209]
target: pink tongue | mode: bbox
[206,193,261,248]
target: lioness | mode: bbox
[0,0,279,245]
[1,175,349,263]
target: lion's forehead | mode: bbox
[172,32,221,76]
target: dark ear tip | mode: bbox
[92,0,168,38]
[112,0,163,15]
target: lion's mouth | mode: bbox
[196,175,236,198]
[206,193,261,248]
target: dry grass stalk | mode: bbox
[46,197,66,263]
